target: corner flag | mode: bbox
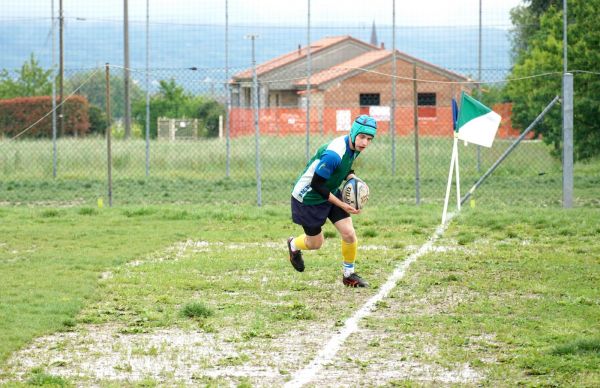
[456,92,501,148]
[452,97,459,132]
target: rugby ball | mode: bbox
[342,177,369,210]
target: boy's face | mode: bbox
[353,133,374,152]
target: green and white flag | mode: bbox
[456,91,501,148]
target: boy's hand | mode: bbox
[329,193,360,215]
[341,202,360,215]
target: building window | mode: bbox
[359,93,380,106]
[417,92,436,118]
[418,93,436,106]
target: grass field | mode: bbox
[0,203,599,386]
[3,135,598,208]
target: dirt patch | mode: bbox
[1,323,331,386]
[2,321,483,387]
[314,359,481,386]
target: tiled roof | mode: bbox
[232,36,355,80]
[295,49,392,87]
[294,48,470,87]
[232,35,469,86]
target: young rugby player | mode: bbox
[287,114,376,287]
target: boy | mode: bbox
[287,114,376,287]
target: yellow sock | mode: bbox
[293,234,309,250]
[341,239,357,265]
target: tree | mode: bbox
[509,0,562,61]
[0,54,53,99]
[132,79,225,138]
[507,0,600,160]
[479,83,510,107]
[65,69,144,119]
[196,97,225,137]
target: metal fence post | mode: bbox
[105,63,113,207]
[305,0,311,162]
[562,73,573,208]
[225,0,231,178]
[145,0,150,178]
[562,0,573,208]
[413,63,420,205]
[123,0,131,139]
[51,0,57,178]
[390,0,396,177]
[246,34,262,207]
[476,0,482,173]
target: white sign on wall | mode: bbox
[369,106,390,122]
[336,110,352,131]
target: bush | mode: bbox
[88,104,108,135]
[0,95,90,138]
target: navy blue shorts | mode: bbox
[291,193,349,235]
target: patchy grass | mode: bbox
[367,207,600,387]
[0,204,434,366]
[27,367,73,387]
[0,204,599,386]
[181,302,213,319]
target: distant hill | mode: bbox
[1,20,512,82]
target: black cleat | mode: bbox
[287,237,305,272]
[343,273,369,288]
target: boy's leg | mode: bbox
[341,239,357,276]
[291,234,308,250]
[287,226,323,273]
[333,217,357,273]
[291,228,324,251]
[287,236,305,272]
[288,197,330,272]
[333,217,368,287]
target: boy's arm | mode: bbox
[310,173,359,214]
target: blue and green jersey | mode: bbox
[291,135,359,205]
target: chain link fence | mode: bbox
[1,1,597,208]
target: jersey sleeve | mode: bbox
[314,150,341,180]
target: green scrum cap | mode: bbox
[350,114,377,143]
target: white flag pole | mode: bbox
[441,133,458,224]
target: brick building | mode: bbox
[229,36,518,138]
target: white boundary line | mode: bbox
[285,214,456,387]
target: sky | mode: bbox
[5,0,525,28]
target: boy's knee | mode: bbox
[340,230,356,243]
[306,235,324,249]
